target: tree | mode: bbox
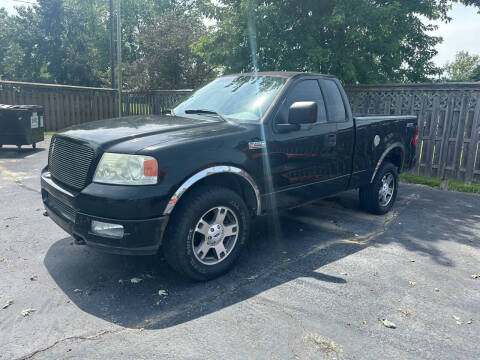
[196,0,480,84]
[471,65,480,82]
[443,51,480,81]
[125,10,215,89]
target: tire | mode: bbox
[32,143,36,150]
[359,162,398,215]
[163,185,251,281]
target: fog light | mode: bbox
[91,220,124,239]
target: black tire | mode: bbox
[163,185,251,281]
[32,143,36,150]
[359,162,398,215]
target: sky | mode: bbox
[2,0,480,67]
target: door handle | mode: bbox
[326,133,337,146]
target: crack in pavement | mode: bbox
[14,179,41,194]
[15,327,133,360]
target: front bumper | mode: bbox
[41,171,169,256]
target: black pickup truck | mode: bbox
[41,72,418,280]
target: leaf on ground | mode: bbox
[21,308,35,317]
[380,319,396,329]
[453,315,461,321]
[130,277,143,284]
[30,275,38,281]
[340,272,348,276]
[408,280,416,287]
[158,290,168,296]
[363,320,368,325]
[409,259,415,262]
[0,257,5,262]
[434,288,440,292]
[471,273,480,279]
[467,319,474,324]
[456,320,464,325]
[398,309,409,316]
[2,300,13,309]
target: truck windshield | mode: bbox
[173,75,287,122]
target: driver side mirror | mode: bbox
[288,101,318,124]
[276,101,318,133]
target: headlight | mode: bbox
[93,153,158,185]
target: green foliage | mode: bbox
[1,0,480,87]
[443,51,480,82]
[125,10,215,89]
[196,0,480,84]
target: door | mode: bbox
[263,78,344,208]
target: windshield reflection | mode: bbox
[173,75,287,122]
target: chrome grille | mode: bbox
[48,136,95,190]
[47,195,77,223]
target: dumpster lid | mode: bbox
[0,104,43,111]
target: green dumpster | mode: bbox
[0,104,45,150]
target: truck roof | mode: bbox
[221,71,337,79]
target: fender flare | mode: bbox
[370,142,405,183]
[162,166,262,216]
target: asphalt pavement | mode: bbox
[0,137,479,359]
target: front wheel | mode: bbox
[359,162,398,215]
[163,185,251,281]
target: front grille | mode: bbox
[47,195,77,223]
[48,136,95,190]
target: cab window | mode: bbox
[322,79,347,122]
[278,80,327,124]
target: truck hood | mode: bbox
[57,115,238,152]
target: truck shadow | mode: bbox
[43,186,480,329]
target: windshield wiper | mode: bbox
[184,109,227,122]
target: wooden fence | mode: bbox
[0,81,190,131]
[345,83,480,184]
[122,90,192,116]
[0,80,117,131]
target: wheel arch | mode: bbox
[163,166,261,216]
[370,143,405,183]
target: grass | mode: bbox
[448,180,480,194]
[44,131,56,135]
[400,173,480,194]
[399,173,441,188]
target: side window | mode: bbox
[323,79,347,122]
[281,80,327,124]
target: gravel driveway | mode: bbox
[1,137,479,359]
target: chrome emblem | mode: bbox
[248,141,266,150]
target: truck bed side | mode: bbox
[349,115,417,189]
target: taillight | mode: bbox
[413,125,419,146]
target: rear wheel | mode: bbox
[163,185,251,281]
[359,162,398,215]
